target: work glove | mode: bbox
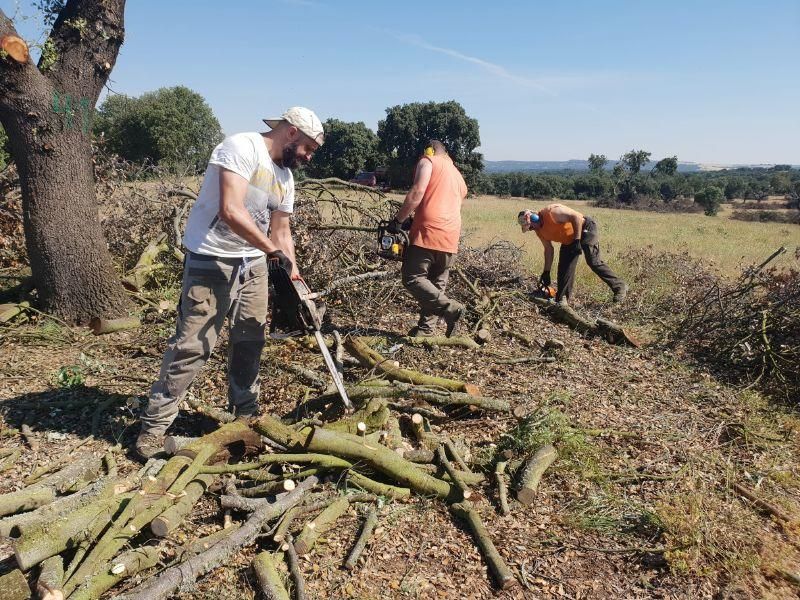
[400,217,413,231]
[268,249,293,274]
[386,218,403,234]
[539,271,551,287]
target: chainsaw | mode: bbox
[268,260,353,411]
[376,219,410,261]
[530,280,557,300]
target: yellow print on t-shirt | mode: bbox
[251,166,285,199]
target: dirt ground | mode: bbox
[1,276,799,599]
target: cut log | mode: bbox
[36,555,64,600]
[0,455,103,527]
[311,383,510,413]
[280,363,327,389]
[69,546,160,600]
[400,336,480,349]
[516,444,557,505]
[284,534,306,600]
[494,461,510,516]
[239,478,298,498]
[596,318,641,347]
[112,477,319,600]
[253,416,453,500]
[176,524,241,560]
[475,329,492,344]
[0,487,56,519]
[14,493,128,571]
[529,298,638,347]
[150,473,216,537]
[252,551,290,600]
[324,399,390,435]
[163,436,198,456]
[0,301,29,323]
[343,506,379,571]
[0,35,30,63]
[64,422,261,594]
[121,233,169,292]
[344,337,478,394]
[89,316,141,336]
[449,502,517,590]
[436,445,471,501]
[294,497,350,555]
[0,569,31,600]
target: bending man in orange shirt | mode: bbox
[388,140,468,337]
[518,203,627,305]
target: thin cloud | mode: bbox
[279,0,322,7]
[393,33,558,96]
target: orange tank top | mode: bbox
[535,206,574,244]
[409,154,468,253]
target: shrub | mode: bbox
[694,186,724,216]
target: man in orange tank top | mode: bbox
[518,203,627,304]
[388,140,468,337]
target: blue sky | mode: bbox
[4,0,799,164]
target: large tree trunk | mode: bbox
[0,1,130,323]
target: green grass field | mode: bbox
[456,197,800,298]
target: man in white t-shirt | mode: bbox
[136,107,324,459]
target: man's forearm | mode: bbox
[543,246,554,272]
[271,230,296,268]
[571,215,584,242]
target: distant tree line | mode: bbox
[3,88,796,218]
[471,150,799,217]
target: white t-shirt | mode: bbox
[183,132,295,257]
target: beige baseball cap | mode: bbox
[263,107,324,145]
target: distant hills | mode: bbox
[483,160,796,174]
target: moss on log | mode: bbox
[14,494,127,571]
[343,506,379,571]
[112,477,319,600]
[293,497,350,555]
[0,569,31,600]
[150,473,217,537]
[36,555,64,600]
[252,551,290,600]
[253,415,453,500]
[69,546,160,600]
[344,337,477,394]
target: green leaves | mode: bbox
[377,101,483,189]
[304,119,380,180]
[94,86,223,173]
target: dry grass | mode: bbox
[458,196,800,281]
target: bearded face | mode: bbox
[281,143,301,169]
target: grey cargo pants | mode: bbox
[556,216,625,302]
[140,252,268,436]
[401,244,456,332]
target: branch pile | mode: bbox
[667,246,800,401]
[0,328,573,596]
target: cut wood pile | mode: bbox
[0,178,670,598]
[0,338,563,598]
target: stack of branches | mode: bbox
[0,163,24,269]
[292,179,404,315]
[668,247,800,401]
[0,332,572,598]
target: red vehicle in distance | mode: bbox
[350,168,391,191]
[350,171,377,186]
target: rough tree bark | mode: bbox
[0,1,130,323]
